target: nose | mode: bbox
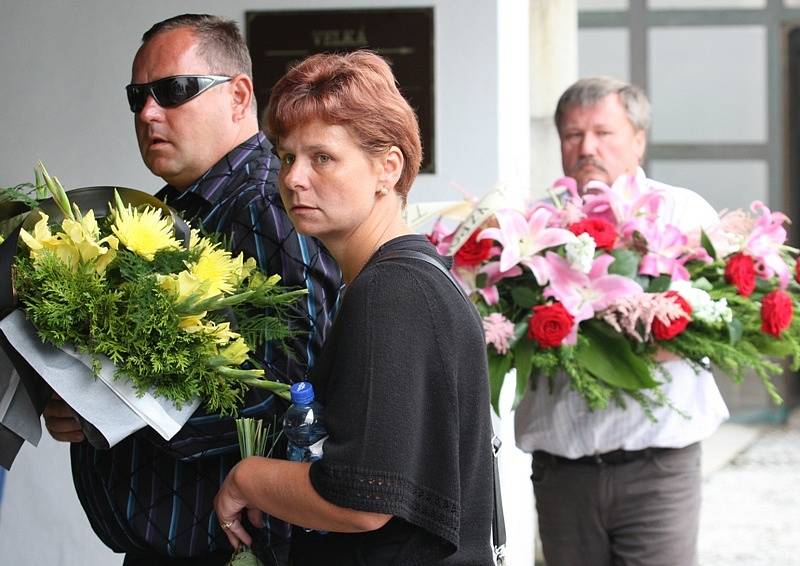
[281,158,309,192]
[579,132,598,156]
[137,92,164,123]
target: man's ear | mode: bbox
[229,74,255,122]
[633,128,647,164]
[379,146,404,189]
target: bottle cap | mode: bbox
[290,381,315,404]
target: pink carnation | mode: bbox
[483,313,515,354]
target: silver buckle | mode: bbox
[492,434,502,457]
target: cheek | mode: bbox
[277,182,290,204]
[561,145,577,166]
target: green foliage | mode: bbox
[700,229,717,260]
[15,253,108,346]
[647,275,672,293]
[576,320,660,391]
[511,286,538,309]
[488,353,512,415]
[0,182,41,209]
[608,249,640,278]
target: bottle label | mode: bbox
[308,435,327,460]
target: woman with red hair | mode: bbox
[214,50,493,565]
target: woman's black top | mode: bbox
[291,235,494,565]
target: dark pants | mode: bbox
[532,443,701,566]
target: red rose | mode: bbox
[795,260,800,284]
[761,289,793,337]
[724,253,756,297]
[454,231,493,268]
[568,218,617,250]
[652,291,692,341]
[528,302,574,348]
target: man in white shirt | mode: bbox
[515,76,729,566]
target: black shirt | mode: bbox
[292,235,494,565]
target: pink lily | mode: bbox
[581,171,665,236]
[544,252,644,344]
[478,208,576,285]
[742,201,791,288]
[427,217,456,256]
[452,258,522,305]
[636,222,692,281]
[540,177,587,227]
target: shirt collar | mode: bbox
[161,131,270,207]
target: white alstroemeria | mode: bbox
[697,297,734,325]
[670,279,733,325]
[565,232,597,274]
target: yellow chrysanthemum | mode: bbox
[188,229,207,251]
[190,245,240,296]
[111,203,181,261]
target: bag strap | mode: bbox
[373,248,507,563]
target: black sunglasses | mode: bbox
[125,75,232,113]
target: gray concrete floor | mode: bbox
[698,410,800,565]
[531,413,800,565]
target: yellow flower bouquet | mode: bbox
[0,164,304,465]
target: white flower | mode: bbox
[565,232,596,274]
[670,279,732,326]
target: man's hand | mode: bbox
[42,394,85,442]
[654,347,681,363]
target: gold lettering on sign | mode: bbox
[311,28,368,48]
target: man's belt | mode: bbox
[533,446,683,466]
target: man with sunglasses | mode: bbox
[42,14,341,566]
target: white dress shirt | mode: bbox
[515,169,730,458]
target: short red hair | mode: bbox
[264,50,422,200]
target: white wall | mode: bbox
[0,1,533,565]
[0,0,526,203]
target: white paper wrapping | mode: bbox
[0,309,199,448]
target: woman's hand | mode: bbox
[214,458,264,549]
[214,456,392,542]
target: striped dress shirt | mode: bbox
[71,133,342,559]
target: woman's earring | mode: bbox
[378,186,389,196]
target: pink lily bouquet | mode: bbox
[428,174,800,414]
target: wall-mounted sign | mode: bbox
[246,8,435,172]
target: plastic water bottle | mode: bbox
[284,382,328,534]
[283,382,327,463]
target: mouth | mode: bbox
[574,158,606,175]
[290,204,317,213]
[147,134,170,150]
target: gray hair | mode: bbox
[554,76,651,133]
[141,15,253,78]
